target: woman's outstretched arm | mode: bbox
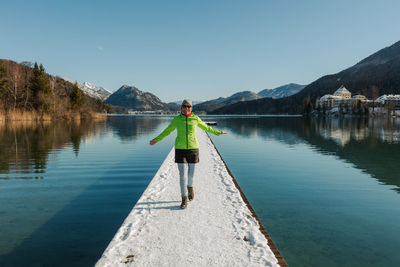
[197,117,227,135]
[149,118,177,145]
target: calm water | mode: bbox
[0,116,399,266]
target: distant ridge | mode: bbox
[194,84,305,113]
[194,91,261,113]
[211,40,400,115]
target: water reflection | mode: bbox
[0,116,169,179]
[108,115,170,142]
[0,120,108,179]
[313,117,400,146]
[0,116,169,266]
[210,116,400,193]
[208,117,303,145]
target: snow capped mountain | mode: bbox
[258,83,306,98]
[60,78,112,101]
[79,82,112,101]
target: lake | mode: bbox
[0,116,399,266]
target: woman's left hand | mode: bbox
[149,139,157,145]
[220,131,228,134]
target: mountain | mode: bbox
[166,102,181,112]
[258,83,305,98]
[211,40,400,115]
[193,91,261,113]
[104,85,170,111]
[79,82,111,101]
[61,79,112,101]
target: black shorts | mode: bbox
[175,149,199,163]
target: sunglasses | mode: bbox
[182,105,192,108]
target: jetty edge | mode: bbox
[95,130,287,267]
[207,134,287,267]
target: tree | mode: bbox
[30,63,51,96]
[302,96,313,114]
[371,85,380,113]
[30,62,52,111]
[70,82,82,110]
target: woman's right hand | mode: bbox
[149,139,157,145]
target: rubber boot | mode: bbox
[180,196,188,209]
[187,186,194,201]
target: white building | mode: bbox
[316,85,365,110]
[375,94,400,107]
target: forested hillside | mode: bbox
[0,59,111,120]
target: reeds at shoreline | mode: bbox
[0,110,105,122]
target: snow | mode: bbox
[96,130,282,267]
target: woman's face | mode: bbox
[181,104,192,115]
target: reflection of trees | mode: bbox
[107,116,168,141]
[0,116,165,177]
[209,116,400,193]
[0,120,106,176]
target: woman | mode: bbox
[149,99,227,209]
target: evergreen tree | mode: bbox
[70,82,82,110]
[30,62,52,111]
[30,62,51,96]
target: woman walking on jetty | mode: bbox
[149,99,227,209]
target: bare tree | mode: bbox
[371,85,380,113]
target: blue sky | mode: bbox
[1,0,400,102]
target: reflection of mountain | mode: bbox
[211,117,400,192]
[107,116,168,141]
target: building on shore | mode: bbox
[315,85,399,116]
[315,85,370,115]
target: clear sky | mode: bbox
[1,0,400,102]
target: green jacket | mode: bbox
[154,113,221,149]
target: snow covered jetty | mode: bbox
[96,130,287,267]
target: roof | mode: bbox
[333,85,351,97]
